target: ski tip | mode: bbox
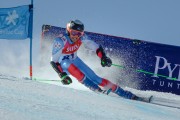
[148,95,153,103]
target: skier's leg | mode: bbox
[70,57,144,100]
[73,57,102,85]
[99,78,138,99]
[73,58,141,99]
[60,59,102,92]
[100,78,152,102]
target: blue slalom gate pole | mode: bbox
[29,0,33,80]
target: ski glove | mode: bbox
[60,72,72,85]
[101,56,112,67]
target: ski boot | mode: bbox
[114,87,135,99]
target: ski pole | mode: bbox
[111,63,177,80]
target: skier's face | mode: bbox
[69,29,84,42]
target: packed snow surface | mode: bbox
[0,74,180,120]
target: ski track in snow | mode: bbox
[0,74,180,120]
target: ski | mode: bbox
[149,97,180,109]
[135,95,180,109]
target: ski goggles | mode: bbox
[70,29,84,37]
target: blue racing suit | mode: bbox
[51,33,136,99]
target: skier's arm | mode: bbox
[82,38,112,67]
[82,39,99,51]
[96,45,112,67]
[50,61,72,85]
[51,37,72,85]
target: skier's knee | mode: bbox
[60,60,71,70]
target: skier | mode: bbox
[50,19,151,102]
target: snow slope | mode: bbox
[0,74,180,120]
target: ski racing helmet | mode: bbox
[66,20,84,36]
